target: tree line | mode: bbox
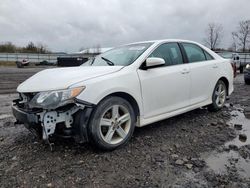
[0,42,50,53]
[204,20,250,52]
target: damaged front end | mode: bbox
[12,89,94,147]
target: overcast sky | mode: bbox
[0,0,249,52]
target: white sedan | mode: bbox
[12,39,234,150]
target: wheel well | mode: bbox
[219,77,229,95]
[105,92,140,117]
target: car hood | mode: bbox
[17,66,123,93]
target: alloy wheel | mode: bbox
[99,105,131,145]
[215,83,226,108]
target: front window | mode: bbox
[89,43,153,66]
[149,43,183,66]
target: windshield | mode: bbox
[89,43,153,66]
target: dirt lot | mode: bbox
[0,67,250,187]
[0,67,52,94]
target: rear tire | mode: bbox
[208,80,227,112]
[88,96,136,151]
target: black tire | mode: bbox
[208,80,227,112]
[88,96,136,151]
[16,61,23,68]
[240,66,244,73]
[245,78,250,85]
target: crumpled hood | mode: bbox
[17,66,123,93]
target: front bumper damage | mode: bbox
[12,96,94,146]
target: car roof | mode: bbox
[128,39,199,45]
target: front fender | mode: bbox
[73,70,144,117]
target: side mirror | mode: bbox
[145,57,165,68]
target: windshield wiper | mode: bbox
[101,57,115,66]
[90,57,95,65]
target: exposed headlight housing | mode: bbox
[29,86,85,109]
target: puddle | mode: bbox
[204,107,250,177]
[226,109,250,147]
[206,150,250,178]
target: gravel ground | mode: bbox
[0,67,249,187]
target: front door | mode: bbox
[137,43,190,119]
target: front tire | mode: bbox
[208,80,227,112]
[88,96,136,151]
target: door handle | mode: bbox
[212,64,218,68]
[181,69,190,74]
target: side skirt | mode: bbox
[139,100,211,127]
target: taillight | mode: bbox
[231,62,236,78]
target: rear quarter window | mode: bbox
[182,43,214,63]
[204,50,214,60]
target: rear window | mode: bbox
[204,51,214,60]
[182,43,206,63]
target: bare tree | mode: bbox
[0,42,16,53]
[232,20,250,52]
[230,34,238,52]
[204,23,223,50]
[95,44,101,54]
[36,42,49,53]
[79,46,86,52]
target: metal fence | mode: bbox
[1,51,250,65]
[216,52,250,65]
[0,52,90,64]
[237,53,250,64]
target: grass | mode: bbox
[0,61,16,67]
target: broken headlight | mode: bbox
[29,86,85,109]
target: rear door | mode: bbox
[137,42,191,119]
[181,43,217,105]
